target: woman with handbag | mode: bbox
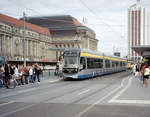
[143,65,150,87]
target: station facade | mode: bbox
[26,15,98,59]
[0,13,56,65]
[0,14,98,65]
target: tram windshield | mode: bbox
[63,56,78,68]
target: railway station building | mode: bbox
[25,15,98,59]
[0,13,98,65]
[0,13,56,65]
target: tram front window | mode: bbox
[64,56,78,68]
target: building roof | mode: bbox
[0,13,50,36]
[25,15,96,35]
[25,15,83,31]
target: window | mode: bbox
[115,61,119,67]
[112,61,116,68]
[87,58,103,69]
[80,57,86,69]
[123,62,126,66]
[105,60,110,68]
[120,62,123,67]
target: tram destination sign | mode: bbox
[64,51,79,57]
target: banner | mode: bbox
[1,56,5,66]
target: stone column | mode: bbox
[0,34,2,56]
[9,36,11,56]
[3,35,6,56]
[26,39,28,57]
[28,40,30,57]
[36,42,37,58]
[30,41,32,57]
[10,36,13,57]
[6,35,9,55]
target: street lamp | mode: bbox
[23,12,26,66]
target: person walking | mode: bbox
[22,65,29,84]
[141,63,146,86]
[0,65,4,87]
[143,65,150,87]
[34,64,41,84]
[4,63,10,88]
[14,65,19,85]
[132,63,136,75]
[29,66,33,83]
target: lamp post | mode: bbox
[23,12,26,66]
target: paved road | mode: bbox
[0,71,150,117]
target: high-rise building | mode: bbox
[128,0,150,62]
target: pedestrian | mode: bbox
[22,65,29,84]
[135,63,140,77]
[29,66,33,83]
[55,60,59,75]
[18,67,24,85]
[14,65,20,85]
[34,64,41,84]
[4,63,10,88]
[143,65,150,87]
[132,63,136,75]
[9,64,14,79]
[58,60,63,77]
[0,65,4,88]
[141,63,146,85]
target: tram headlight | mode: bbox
[75,68,78,72]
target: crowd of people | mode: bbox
[133,63,150,87]
[0,63,42,88]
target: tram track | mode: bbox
[0,80,71,100]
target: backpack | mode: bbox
[25,67,29,75]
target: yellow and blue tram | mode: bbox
[62,48,127,79]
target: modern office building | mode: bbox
[128,0,150,62]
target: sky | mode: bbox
[1,0,150,57]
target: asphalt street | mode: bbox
[0,71,150,117]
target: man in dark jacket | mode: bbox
[35,64,41,84]
[4,64,10,88]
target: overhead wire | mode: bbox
[79,0,126,39]
[6,0,75,24]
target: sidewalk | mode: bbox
[109,75,150,105]
[0,70,61,89]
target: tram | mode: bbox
[62,48,127,79]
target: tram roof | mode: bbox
[64,48,127,61]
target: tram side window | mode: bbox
[98,59,103,68]
[123,62,126,66]
[87,58,93,69]
[112,61,116,68]
[120,62,123,67]
[115,61,119,67]
[80,57,86,69]
[87,58,103,69]
[105,60,110,68]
